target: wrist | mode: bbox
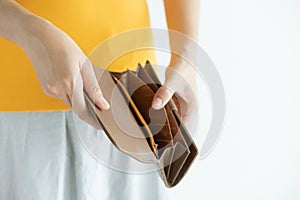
[0,1,50,48]
[20,14,53,48]
[168,53,198,80]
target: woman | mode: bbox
[0,0,199,199]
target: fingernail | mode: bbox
[99,96,110,110]
[152,98,162,110]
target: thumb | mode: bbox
[81,59,110,110]
[152,84,175,110]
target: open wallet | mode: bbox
[84,61,198,187]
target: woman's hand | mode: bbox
[22,16,110,129]
[152,59,200,133]
[0,1,108,129]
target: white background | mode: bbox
[147,0,300,199]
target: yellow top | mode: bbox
[0,0,156,111]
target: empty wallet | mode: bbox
[84,61,198,187]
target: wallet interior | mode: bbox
[85,61,198,187]
[110,62,192,183]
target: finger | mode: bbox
[65,93,75,108]
[152,85,175,110]
[42,84,73,108]
[71,72,103,130]
[53,93,72,109]
[80,59,110,110]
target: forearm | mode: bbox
[0,0,46,49]
[164,0,200,65]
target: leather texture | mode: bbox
[84,61,198,187]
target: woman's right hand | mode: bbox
[21,16,110,129]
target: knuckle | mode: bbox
[42,83,56,96]
[88,85,101,96]
[159,86,172,98]
[62,77,75,93]
[42,86,49,95]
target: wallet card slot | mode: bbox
[126,71,174,158]
[114,70,174,157]
[111,75,159,158]
[137,62,184,176]
[167,142,190,185]
[137,63,162,91]
[171,143,198,187]
[144,60,162,86]
[155,145,175,186]
[136,63,180,139]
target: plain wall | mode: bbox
[147,0,300,199]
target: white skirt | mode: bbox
[0,111,169,200]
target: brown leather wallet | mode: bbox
[84,61,198,187]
